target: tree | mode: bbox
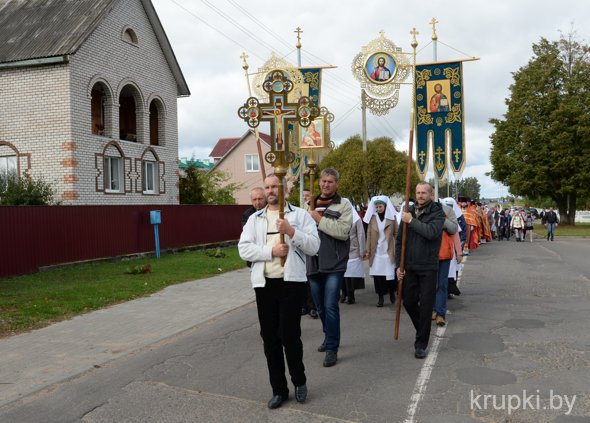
[318,135,420,204]
[489,30,590,224]
[437,177,481,201]
[179,165,241,205]
[0,173,56,205]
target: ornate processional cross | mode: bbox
[238,69,319,172]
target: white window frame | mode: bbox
[245,154,259,172]
[143,160,157,194]
[104,156,122,192]
[0,156,17,189]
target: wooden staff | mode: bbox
[394,119,414,340]
[275,158,287,267]
[395,29,418,340]
[307,152,317,211]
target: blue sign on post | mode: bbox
[150,210,161,258]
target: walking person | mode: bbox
[545,207,559,241]
[364,195,398,307]
[241,187,267,268]
[511,211,524,242]
[396,182,445,359]
[306,168,352,368]
[238,174,320,409]
[433,198,459,326]
[525,212,535,242]
[342,201,366,305]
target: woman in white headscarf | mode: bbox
[363,195,398,307]
[341,202,366,304]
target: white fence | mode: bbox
[576,211,590,223]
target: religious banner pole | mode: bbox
[395,28,418,340]
[307,150,317,211]
[295,27,305,207]
[431,18,440,200]
[240,52,266,180]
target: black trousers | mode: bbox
[373,275,396,295]
[402,269,437,350]
[255,278,307,397]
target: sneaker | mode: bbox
[436,315,446,326]
[301,307,309,316]
[309,309,319,319]
[323,351,337,367]
[295,384,308,403]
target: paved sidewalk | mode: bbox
[0,268,255,407]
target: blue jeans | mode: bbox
[308,271,344,353]
[434,260,451,318]
[547,223,555,240]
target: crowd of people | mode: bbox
[237,170,558,409]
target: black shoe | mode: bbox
[309,309,318,319]
[448,281,461,296]
[414,348,427,359]
[317,343,326,352]
[268,394,287,409]
[295,384,307,403]
[377,295,384,307]
[389,291,396,304]
[346,296,355,304]
[323,351,337,367]
[301,307,309,316]
[340,292,347,303]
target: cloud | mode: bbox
[152,0,590,199]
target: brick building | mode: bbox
[0,0,190,204]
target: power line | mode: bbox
[166,0,268,61]
[198,0,290,57]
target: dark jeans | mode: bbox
[255,278,307,397]
[309,271,344,352]
[402,269,438,350]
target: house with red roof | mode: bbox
[209,130,273,204]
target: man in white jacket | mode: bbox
[238,174,320,410]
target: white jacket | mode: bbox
[238,203,320,288]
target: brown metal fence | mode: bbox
[0,205,245,278]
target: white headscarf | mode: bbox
[441,197,462,219]
[344,198,361,224]
[396,200,415,224]
[363,195,398,224]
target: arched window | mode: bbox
[123,28,138,45]
[91,83,107,135]
[119,85,140,142]
[149,99,165,146]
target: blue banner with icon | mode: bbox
[414,61,465,180]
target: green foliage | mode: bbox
[0,173,56,205]
[179,165,242,205]
[178,164,205,204]
[125,264,152,274]
[437,177,481,201]
[489,30,590,224]
[319,135,420,204]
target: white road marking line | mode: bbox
[403,325,446,423]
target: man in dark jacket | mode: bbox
[545,207,559,241]
[396,182,445,359]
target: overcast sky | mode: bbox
[151,0,590,198]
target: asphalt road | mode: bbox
[0,237,589,422]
